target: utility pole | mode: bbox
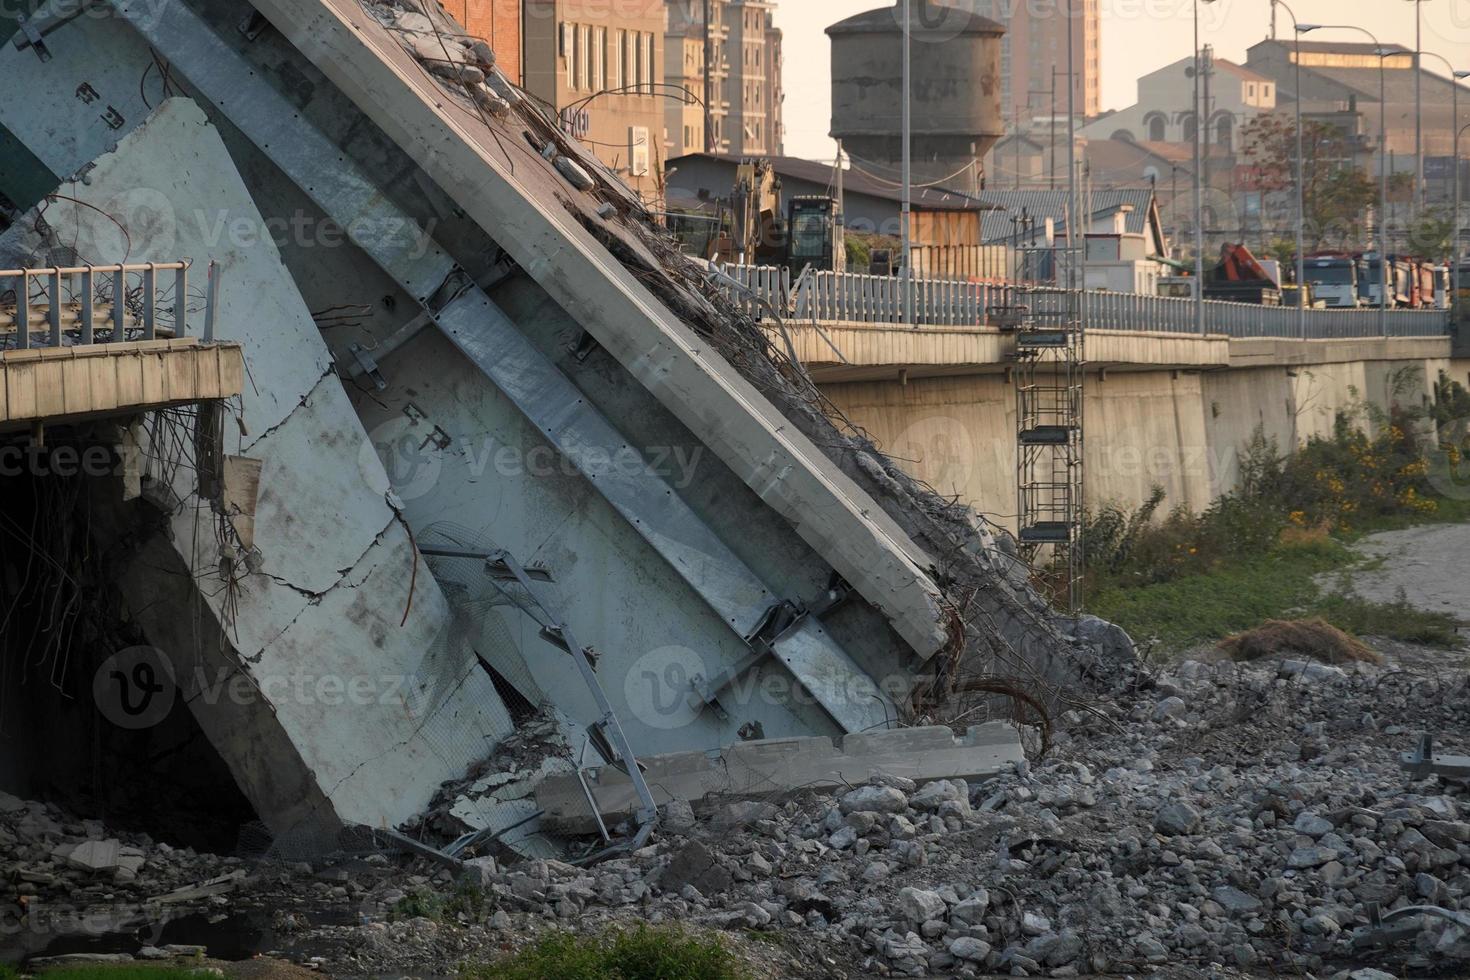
[835,139,845,227]
[1409,0,1424,218]
[902,0,913,325]
[702,0,715,153]
[1200,43,1213,259]
[1051,67,1059,191]
[1013,104,1022,189]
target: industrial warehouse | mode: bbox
[0,0,1468,977]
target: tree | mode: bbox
[1239,113,1377,252]
[1405,207,1456,262]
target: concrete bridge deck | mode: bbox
[756,313,1464,531]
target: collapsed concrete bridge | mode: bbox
[0,0,1110,854]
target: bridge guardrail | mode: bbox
[714,264,1452,341]
[0,260,219,351]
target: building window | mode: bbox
[561,23,574,88]
[1180,112,1197,142]
[612,29,624,89]
[576,24,589,91]
[593,26,606,92]
[1145,112,1166,142]
[622,32,633,91]
[644,33,655,90]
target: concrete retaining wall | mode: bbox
[823,355,1470,528]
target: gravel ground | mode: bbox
[10,643,1469,980]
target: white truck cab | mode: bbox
[1303,256,1360,308]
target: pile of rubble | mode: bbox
[340,653,1469,978]
[5,651,1467,979]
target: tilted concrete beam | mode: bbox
[213,0,950,660]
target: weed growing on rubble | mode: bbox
[1085,402,1467,651]
[393,882,489,923]
[15,968,206,980]
[467,924,750,980]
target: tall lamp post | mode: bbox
[1458,121,1470,305]
[1406,0,1427,218]
[901,0,913,325]
[1298,24,1389,336]
[1272,0,1306,339]
[1191,0,1217,335]
[1417,52,1468,288]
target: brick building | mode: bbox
[439,0,523,84]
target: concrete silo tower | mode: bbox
[827,0,1006,195]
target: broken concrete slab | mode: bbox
[535,723,1023,832]
[53,838,121,873]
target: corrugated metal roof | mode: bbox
[976,188,1156,242]
[666,153,995,212]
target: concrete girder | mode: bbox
[208,0,951,662]
[108,0,898,735]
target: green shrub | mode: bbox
[467,924,750,980]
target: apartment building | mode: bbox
[664,0,783,159]
[524,0,666,198]
[964,0,1100,122]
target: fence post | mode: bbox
[16,271,30,350]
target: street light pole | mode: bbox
[1298,25,1388,336]
[902,0,913,325]
[1276,0,1305,339]
[1458,121,1470,304]
[1192,0,1204,335]
[1415,53,1468,291]
[1407,0,1424,218]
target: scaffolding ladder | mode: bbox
[996,271,1085,614]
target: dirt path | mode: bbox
[1336,522,1470,618]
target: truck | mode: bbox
[1357,253,1414,308]
[1202,243,1282,305]
[1302,254,1360,308]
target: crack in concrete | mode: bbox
[242,363,338,454]
[318,655,488,802]
[245,510,401,662]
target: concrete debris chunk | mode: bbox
[896,886,946,924]
[1154,801,1202,836]
[658,840,732,897]
[553,155,595,191]
[54,838,121,873]
[840,784,909,815]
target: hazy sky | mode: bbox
[773,0,1470,160]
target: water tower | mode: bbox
[827,0,1005,195]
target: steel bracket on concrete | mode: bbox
[14,16,52,61]
[111,0,897,735]
[347,343,386,390]
[475,546,659,842]
[1401,733,1470,783]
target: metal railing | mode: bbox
[715,264,1453,340]
[0,261,219,351]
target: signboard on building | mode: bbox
[629,126,650,178]
[559,107,591,139]
[1425,156,1457,180]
